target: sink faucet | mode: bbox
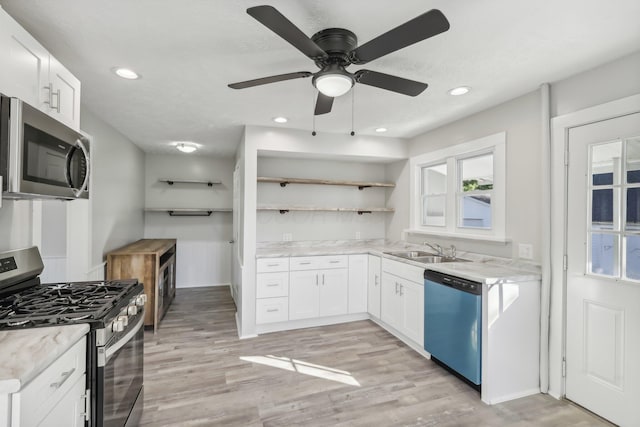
[422,242,443,256]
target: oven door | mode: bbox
[97,315,144,427]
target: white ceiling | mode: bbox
[1,0,639,157]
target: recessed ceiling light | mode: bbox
[375,127,388,133]
[273,117,288,123]
[176,143,197,153]
[448,86,470,96]
[113,67,140,80]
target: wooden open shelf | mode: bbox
[257,176,395,190]
[257,206,395,215]
[145,208,231,217]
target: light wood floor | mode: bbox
[140,286,610,427]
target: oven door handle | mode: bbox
[104,313,144,363]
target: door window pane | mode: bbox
[627,188,640,232]
[459,195,492,229]
[590,233,619,276]
[592,188,620,231]
[422,195,446,226]
[422,164,447,195]
[460,154,493,191]
[626,235,640,280]
[627,137,640,184]
[591,141,621,186]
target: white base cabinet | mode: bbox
[347,255,368,314]
[381,259,425,347]
[256,258,290,324]
[289,268,348,320]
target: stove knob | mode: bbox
[112,319,125,333]
[136,294,147,307]
[118,315,129,327]
[127,305,138,316]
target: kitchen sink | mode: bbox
[385,251,469,264]
[384,250,435,259]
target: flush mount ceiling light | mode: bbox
[375,127,388,133]
[448,86,470,96]
[176,143,197,153]
[273,117,288,123]
[113,67,140,80]
[312,66,354,98]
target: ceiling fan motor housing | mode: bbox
[311,28,358,67]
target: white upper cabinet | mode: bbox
[0,7,81,130]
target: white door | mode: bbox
[401,280,424,346]
[380,273,402,330]
[348,255,368,314]
[49,56,81,130]
[319,269,348,317]
[231,165,241,303]
[367,255,381,318]
[566,112,640,426]
[289,270,319,320]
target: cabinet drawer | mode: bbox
[382,258,425,284]
[256,272,289,298]
[256,297,289,324]
[18,336,86,427]
[290,255,348,271]
[256,257,289,273]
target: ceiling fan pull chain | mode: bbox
[312,91,317,136]
[350,87,355,136]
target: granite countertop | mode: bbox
[256,239,541,284]
[0,324,89,394]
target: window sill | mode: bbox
[404,228,512,244]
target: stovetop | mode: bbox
[0,280,141,329]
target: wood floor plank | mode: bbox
[140,286,612,426]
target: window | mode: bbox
[588,136,640,281]
[410,132,506,240]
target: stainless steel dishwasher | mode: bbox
[424,269,482,387]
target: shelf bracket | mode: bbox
[279,182,289,188]
[357,210,372,215]
[358,185,371,190]
[167,180,174,185]
[279,209,290,214]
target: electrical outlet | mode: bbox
[355,231,361,240]
[518,243,533,260]
[282,233,292,242]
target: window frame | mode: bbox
[409,132,506,240]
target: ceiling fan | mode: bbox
[228,5,450,115]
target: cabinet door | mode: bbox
[319,269,348,317]
[348,255,368,314]
[0,10,48,106]
[367,255,381,318]
[401,280,425,346]
[380,273,402,330]
[289,270,319,320]
[40,374,86,427]
[48,56,81,130]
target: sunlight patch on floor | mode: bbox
[240,355,361,386]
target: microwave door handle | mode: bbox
[66,138,90,198]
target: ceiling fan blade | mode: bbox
[228,71,313,89]
[314,92,334,115]
[351,9,449,64]
[247,5,328,60]
[355,70,427,96]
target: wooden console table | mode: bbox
[106,239,177,332]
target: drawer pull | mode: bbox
[329,260,341,264]
[267,263,280,267]
[266,283,279,287]
[50,368,76,389]
[266,308,279,313]
[299,262,311,265]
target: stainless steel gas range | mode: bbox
[0,246,146,427]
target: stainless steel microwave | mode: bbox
[0,94,90,200]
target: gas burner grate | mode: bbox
[0,280,139,328]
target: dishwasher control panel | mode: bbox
[424,270,482,295]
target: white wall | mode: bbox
[257,157,389,242]
[144,153,234,288]
[81,107,145,269]
[406,91,542,260]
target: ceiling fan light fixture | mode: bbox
[448,86,470,96]
[313,73,354,97]
[176,143,197,153]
